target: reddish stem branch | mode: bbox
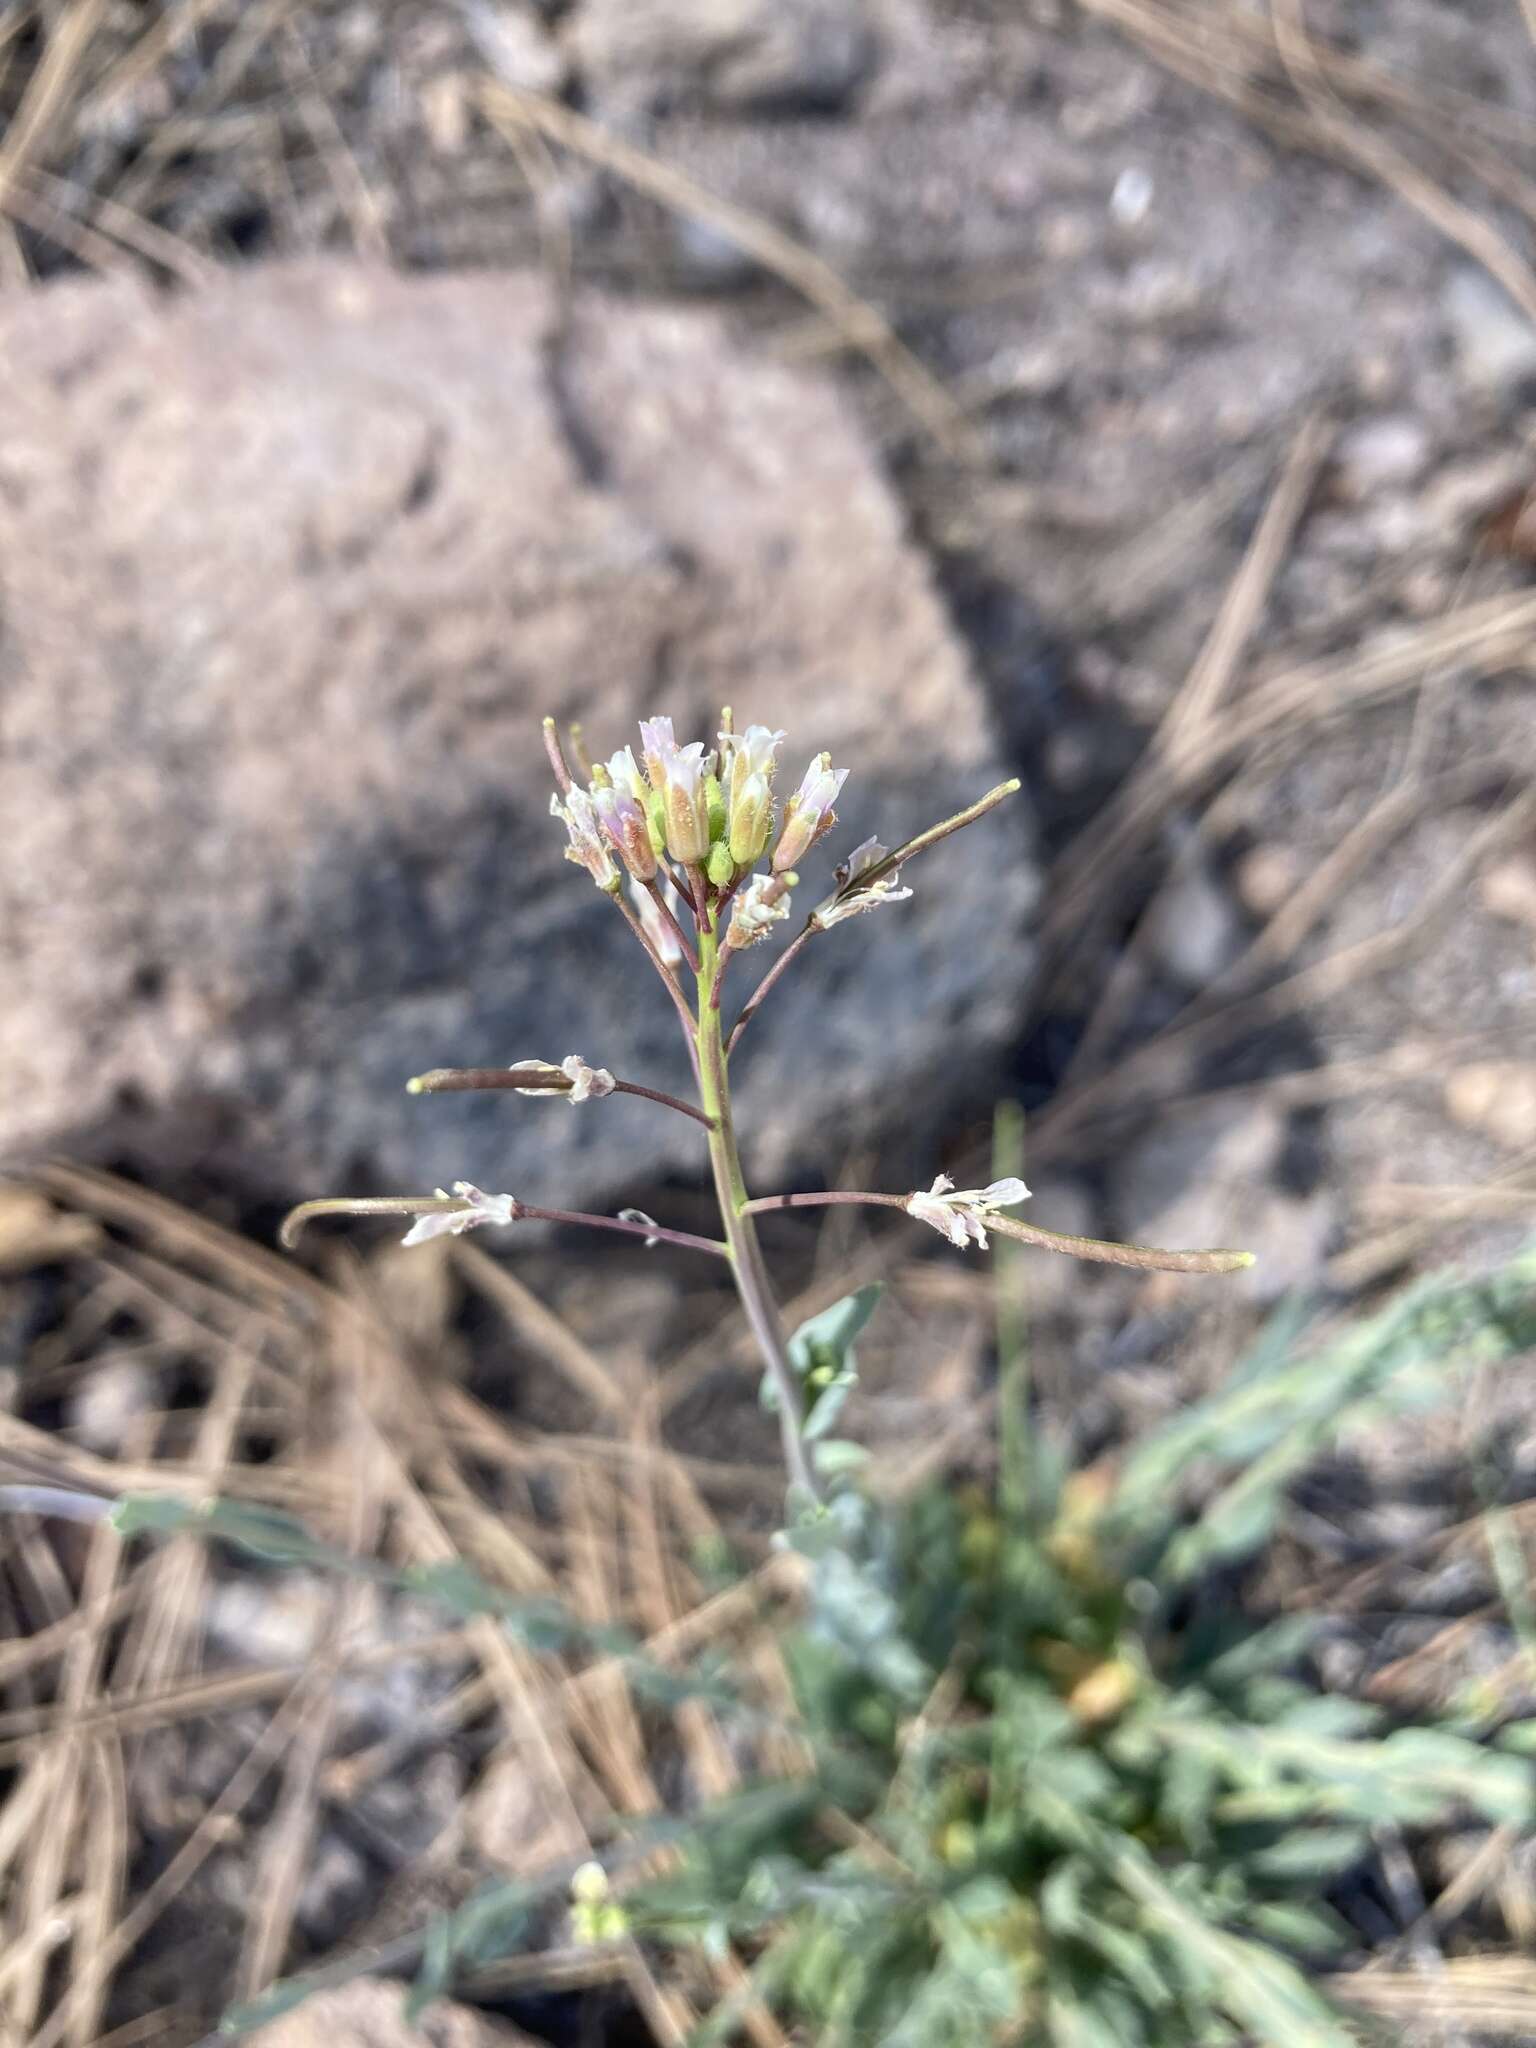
[643,877,700,973]
[516,1204,728,1257]
[281,1194,727,1259]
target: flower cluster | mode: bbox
[552,714,856,919]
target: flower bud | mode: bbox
[728,771,773,866]
[656,738,712,864]
[706,840,736,888]
[773,753,847,872]
[719,725,785,865]
[637,717,675,793]
[590,782,659,882]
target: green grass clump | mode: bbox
[622,1250,1536,2046]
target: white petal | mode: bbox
[561,1055,616,1103]
[401,1208,476,1247]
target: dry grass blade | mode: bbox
[472,78,983,466]
[1269,0,1536,332]
[453,1239,627,1422]
[236,1388,383,2002]
[1042,587,1536,952]
[0,0,108,221]
[276,20,390,260]
[1331,1955,1536,2028]
[15,165,214,284]
[1062,416,1331,1077]
[1159,413,1332,754]
[1035,777,1536,1168]
[78,0,237,128]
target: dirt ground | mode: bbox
[4,1,1536,2041]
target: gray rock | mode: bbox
[572,0,877,114]
[0,262,1036,1216]
[1142,856,1244,990]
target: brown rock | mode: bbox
[0,262,1034,1210]
[248,1980,538,2047]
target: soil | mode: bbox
[4,1,1536,2042]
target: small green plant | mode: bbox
[616,1255,1536,2047]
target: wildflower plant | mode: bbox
[281,710,1252,1509]
[21,712,1528,2044]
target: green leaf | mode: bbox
[111,1492,200,1540]
[813,1440,872,1478]
[774,1285,884,1440]
[1242,1827,1368,1884]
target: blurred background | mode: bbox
[3,2,1536,2042]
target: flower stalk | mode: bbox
[279,712,1256,1516]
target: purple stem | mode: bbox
[517,1204,728,1257]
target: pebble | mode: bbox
[1109,165,1154,227]
[1234,843,1301,922]
[1481,854,1536,931]
[1142,858,1244,988]
[66,1358,159,1454]
[1334,414,1431,499]
[1443,1061,1536,1149]
[472,5,568,95]
[1445,268,1536,393]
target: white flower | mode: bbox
[401,1182,518,1248]
[719,723,785,865]
[551,789,618,891]
[773,752,848,872]
[813,837,914,928]
[560,1054,616,1103]
[904,1174,1030,1250]
[726,872,792,950]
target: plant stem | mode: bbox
[741,1190,1254,1273]
[407,1067,715,1129]
[694,925,821,1504]
[992,1099,1031,1529]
